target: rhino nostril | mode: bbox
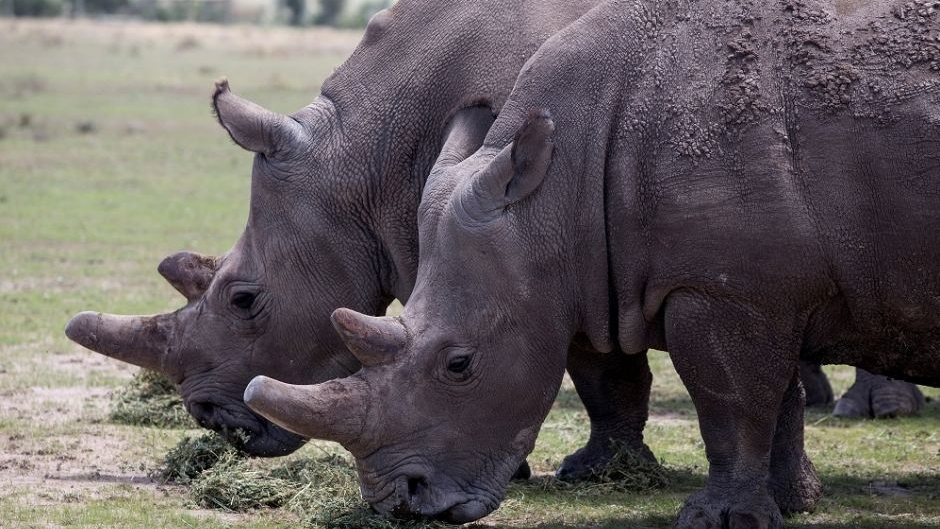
[188,401,217,427]
[407,476,427,498]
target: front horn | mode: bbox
[244,375,368,449]
[65,311,178,379]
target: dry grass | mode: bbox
[157,432,242,484]
[110,369,195,429]
[160,435,450,529]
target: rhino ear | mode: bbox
[212,78,307,156]
[434,105,495,169]
[463,109,554,221]
[158,251,218,302]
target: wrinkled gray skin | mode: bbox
[65,0,651,467]
[801,362,925,418]
[245,0,940,526]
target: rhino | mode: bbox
[65,0,661,471]
[244,0,940,526]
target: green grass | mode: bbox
[1,17,939,529]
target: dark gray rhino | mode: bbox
[245,0,940,526]
[66,0,657,468]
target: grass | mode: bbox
[157,431,243,484]
[110,369,195,428]
[1,17,939,529]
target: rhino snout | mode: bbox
[368,471,495,525]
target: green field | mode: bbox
[1,18,938,529]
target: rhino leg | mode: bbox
[667,291,787,529]
[556,341,656,481]
[768,370,822,514]
[833,368,925,419]
[798,361,833,407]
[511,460,531,480]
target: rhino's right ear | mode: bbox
[212,78,307,156]
[158,251,218,302]
[461,109,554,222]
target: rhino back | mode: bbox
[488,0,940,375]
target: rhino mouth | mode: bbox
[435,500,496,524]
[360,460,504,524]
[185,398,306,457]
[383,484,499,525]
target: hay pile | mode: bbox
[109,369,194,428]
[529,441,674,497]
[156,433,448,529]
[156,431,240,484]
[588,441,672,492]
[155,434,678,527]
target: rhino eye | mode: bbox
[446,355,471,374]
[231,291,256,310]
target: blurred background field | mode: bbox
[1,14,939,529]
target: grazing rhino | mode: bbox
[244,0,940,526]
[66,0,658,470]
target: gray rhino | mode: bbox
[244,0,940,526]
[66,0,657,470]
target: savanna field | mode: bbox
[1,18,939,529]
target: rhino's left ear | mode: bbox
[434,105,495,169]
[462,109,554,221]
[212,78,307,156]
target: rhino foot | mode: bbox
[555,437,657,482]
[833,368,924,419]
[677,490,783,529]
[768,451,822,514]
[511,460,531,480]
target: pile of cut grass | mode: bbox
[588,441,674,492]
[527,441,678,498]
[157,433,685,528]
[109,369,195,428]
[157,433,448,528]
[156,431,242,484]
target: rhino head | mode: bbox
[66,77,497,456]
[65,80,396,456]
[244,111,571,520]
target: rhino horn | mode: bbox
[65,311,179,378]
[212,77,307,155]
[158,251,218,302]
[331,308,405,367]
[244,375,366,447]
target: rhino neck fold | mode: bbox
[316,0,600,306]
